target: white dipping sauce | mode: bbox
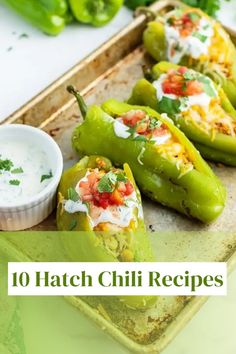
[0,138,53,205]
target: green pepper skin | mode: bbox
[68,88,226,223]
[57,155,155,309]
[39,0,68,16]
[129,61,236,166]
[4,0,66,35]
[143,9,236,107]
[68,0,123,27]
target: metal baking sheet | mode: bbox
[2,1,236,353]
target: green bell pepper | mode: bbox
[67,86,226,223]
[57,155,155,309]
[3,0,67,35]
[68,0,123,27]
[128,61,236,166]
[143,7,236,107]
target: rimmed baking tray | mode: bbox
[2,1,236,353]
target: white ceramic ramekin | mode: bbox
[0,124,63,231]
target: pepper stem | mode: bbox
[67,85,87,119]
[134,7,156,22]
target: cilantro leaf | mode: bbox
[183,70,197,81]
[40,170,53,183]
[188,12,201,22]
[133,135,147,142]
[9,179,20,186]
[0,159,13,171]
[97,171,117,193]
[192,32,208,43]
[67,188,79,202]
[157,97,182,116]
[149,117,162,129]
[11,167,24,174]
[69,219,77,231]
[116,173,127,182]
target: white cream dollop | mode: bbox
[64,172,141,229]
[165,17,214,63]
[113,120,131,139]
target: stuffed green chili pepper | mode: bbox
[67,86,226,223]
[57,155,155,309]
[4,0,68,35]
[143,7,236,107]
[129,61,236,166]
[68,0,123,27]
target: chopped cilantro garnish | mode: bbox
[116,173,127,183]
[157,97,182,116]
[97,171,117,193]
[133,135,147,142]
[9,179,20,186]
[183,70,197,81]
[19,33,29,39]
[0,159,13,171]
[67,187,79,202]
[149,117,162,130]
[182,82,188,92]
[11,167,24,174]
[69,219,77,231]
[188,12,200,22]
[192,32,208,43]
[40,170,53,183]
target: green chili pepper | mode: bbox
[143,7,236,107]
[39,0,68,16]
[57,155,155,309]
[68,0,123,27]
[3,0,67,35]
[67,86,226,223]
[128,60,236,166]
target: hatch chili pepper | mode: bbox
[129,61,236,166]
[3,0,67,35]
[57,155,156,309]
[68,0,123,27]
[67,86,226,223]
[143,7,236,108]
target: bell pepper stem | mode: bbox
[67,86,87,119]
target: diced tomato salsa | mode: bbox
[120,110,169,139]
[79,171,134,209]
[162,67,204,97]
[167,11,201,37]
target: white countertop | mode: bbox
[0,4,132,122]
[1,2,236,353]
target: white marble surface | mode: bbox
[1,1,236,353]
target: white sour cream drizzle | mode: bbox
[165,16,214,63]
[114,119,131,139]
[153,73,218,112]
[64,171,142,228]
[0,139,53,205]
